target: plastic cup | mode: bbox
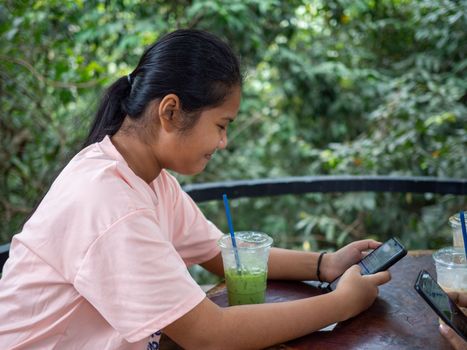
[218,231,273,306]
[433,247,467,316]
[433,247,467,293]
[449,213,465,248]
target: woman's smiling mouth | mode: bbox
[205,149,217,160]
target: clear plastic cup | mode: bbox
[433,247,467,320]
[449,213,466,248]
[218,231,273,306]
[433,247,467,306]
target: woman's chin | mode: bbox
[173,164,207,176]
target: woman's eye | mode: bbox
[217,125,226,130]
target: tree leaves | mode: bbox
[0,0,465,252]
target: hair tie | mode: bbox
[127,74,132,85]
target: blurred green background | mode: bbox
[1,0,466,281]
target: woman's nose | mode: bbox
[218,132,228,149]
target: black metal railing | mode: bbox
[1,176,465,270]
[183,175,466,203]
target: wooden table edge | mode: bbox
[408,249,434,257]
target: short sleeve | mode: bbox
[172,191,223,266]
[73,209,206,343]
[160,171,223,266]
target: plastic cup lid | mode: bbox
[218,231,273,249]
[449,212,466,228]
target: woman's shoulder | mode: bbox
[151,169,178,190]
[43,144,157,225]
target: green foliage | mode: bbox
[189,0,466,257]
[1,0,466,271]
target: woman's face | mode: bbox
[159,86,241,175]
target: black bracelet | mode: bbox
[317,252,327,282]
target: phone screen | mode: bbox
[358,238,405,275]
[416,270,467,341]
[326,237,406,291]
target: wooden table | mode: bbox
[162,251,452,349]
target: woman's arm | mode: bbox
[201,239,382,282]
[163,266,390,350]
[266,239,383,282]
[199,248,332,280]
[200,252,224,277]
[266,247,320,280]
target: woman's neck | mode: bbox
[110,131,161,184]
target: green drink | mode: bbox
[225,269,267,305]
[218,231,273,306]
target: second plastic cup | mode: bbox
[433,247,467,293]
[218,231,273,306]
[433,247,467,316]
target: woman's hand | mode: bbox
[333,265,391,320]
[439,291,467,350]
[320,239,382,282]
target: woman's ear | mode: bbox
[158,94,181,132]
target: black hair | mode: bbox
[83,29,242,147]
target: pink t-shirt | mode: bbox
[0,136,222,349]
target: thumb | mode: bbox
[440,324,467,350]
[364,270,391,286]
[346,264,362,276]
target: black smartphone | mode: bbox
[414,270,467,341]
[323,237,407,291]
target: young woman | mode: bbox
[0,29,390,350]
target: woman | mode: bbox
[0,29,390,350]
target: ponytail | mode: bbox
[84,29,242,148]
[83,76,132,147]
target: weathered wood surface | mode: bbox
[161,253,451,349]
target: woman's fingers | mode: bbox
[447,291,460,305]
[354,239,381,251]
[446,291,467,308]
[439,324,467,350]
[364,270,391,286]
